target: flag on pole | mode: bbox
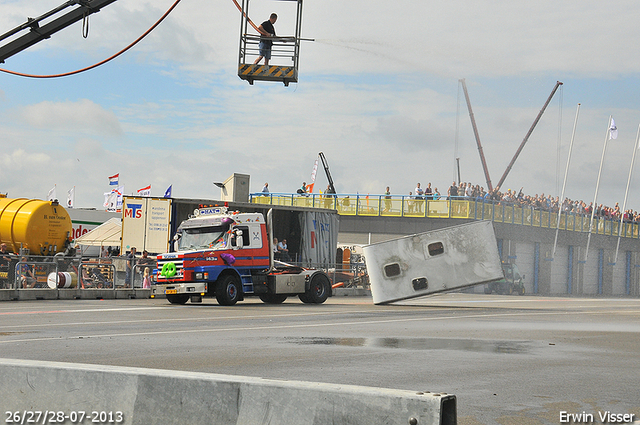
[306,158,319,193]
[610,117,618,140]
[164,185,172,198]
[47,185,57,201]
[104,186,124,212]
[137,185,151,197]
[67,187,75,208]
[104,191,118,211]
[108,173,119,186]
[115,185,124,212]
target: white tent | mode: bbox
[75,217,122,247]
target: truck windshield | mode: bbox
[178,226,227,251]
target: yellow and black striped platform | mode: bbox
[238,64,298,86]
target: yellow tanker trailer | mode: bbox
[0,198,72,256]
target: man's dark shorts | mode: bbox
[258,40,272,60]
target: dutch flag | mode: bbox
[137,185,151,197]
[108,173,119,186]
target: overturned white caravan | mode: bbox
[363,221,503,304]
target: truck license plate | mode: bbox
[165,289,177,295]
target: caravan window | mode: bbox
[412,277,428,291]
[383,263,402,278]
[427,242,445,256]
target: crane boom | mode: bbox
[318,152,336,194]
[460,78,493,192]
[0,0,119,63]
[495,81,563,190]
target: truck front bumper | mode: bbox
[152,282,207,297]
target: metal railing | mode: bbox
[132,262,156,289]
[251,193,640,239]
[240,34,298,65]
[0,255,157,290]
[78,261,116,289]
[0,256,79,290]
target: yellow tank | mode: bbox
[0,198,72,255]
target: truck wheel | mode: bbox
[304,273,330,304]
[298,293,312,303]
[216,274,242,306]
[259,294,287,304]
[167,294,189,305]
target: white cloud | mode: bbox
[20,99,122,136]
[4,0,640,78]
[0,148,50,169]
[1,0,640,212]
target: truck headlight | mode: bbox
[195,272,203,280]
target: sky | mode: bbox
[1,0,640,211]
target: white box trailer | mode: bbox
[363,221,503,304]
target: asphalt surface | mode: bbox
[1,293,639,425]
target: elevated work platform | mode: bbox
[237,0,303,86]
[238,63,298,86]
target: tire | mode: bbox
[259,294,288,304]
[298,293,312,304]
[303,273,330,304]
[216,274,242,306]
[167,294,189,305]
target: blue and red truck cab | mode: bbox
[152,207,332,305]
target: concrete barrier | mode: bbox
[1,358,456,425]
[334,287,372,297]
[0,289,150,301]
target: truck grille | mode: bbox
[156,259,184,281]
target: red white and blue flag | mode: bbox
[137,185,151,197]
[108,173,119,186]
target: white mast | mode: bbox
[614,123,640,264]
[584,115,614,263]
[553,104,580,258]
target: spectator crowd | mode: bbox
[405,181,640,223]
[261,180,640,224]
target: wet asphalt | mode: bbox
[1,293,638,425]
